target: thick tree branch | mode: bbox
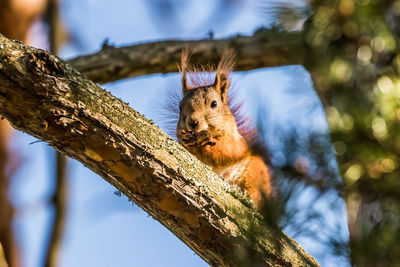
[68,29,304,84]
[0,35,317,266]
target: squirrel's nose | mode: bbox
[188,119,198,129]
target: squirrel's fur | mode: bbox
[172,48,271,208]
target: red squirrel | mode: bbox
[176,49,271,209]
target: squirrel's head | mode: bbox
[177,49,237,133]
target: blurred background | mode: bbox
[1,0,399,266]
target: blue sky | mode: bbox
[10,1,349,266]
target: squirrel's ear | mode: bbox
[213,71,230,102]
[179,48,192,94]
[213,49,235,102]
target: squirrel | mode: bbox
[175,48,271,209]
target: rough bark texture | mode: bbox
[0,35,318,266]
[68,29,304,84]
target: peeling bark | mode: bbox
[68,30,304,84]
[0,35,317,266]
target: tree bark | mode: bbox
[68,29,304,84]
[0,35,318,266]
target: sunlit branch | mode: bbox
[68,29,304,84]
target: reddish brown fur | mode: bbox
[176,49,271,209]
[177,48,256,140]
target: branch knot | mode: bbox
[27,50,65,77]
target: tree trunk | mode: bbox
[44,1,68,266]
[303,0,400,265]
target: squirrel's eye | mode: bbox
[211,100,217,108]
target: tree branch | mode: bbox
[0,35,317,266]
[68,29,304,84]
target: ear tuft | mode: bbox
[178,47,192,94]
[213,49,236,102]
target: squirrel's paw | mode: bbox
[178,129,197,147]
[197,130,216,147]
